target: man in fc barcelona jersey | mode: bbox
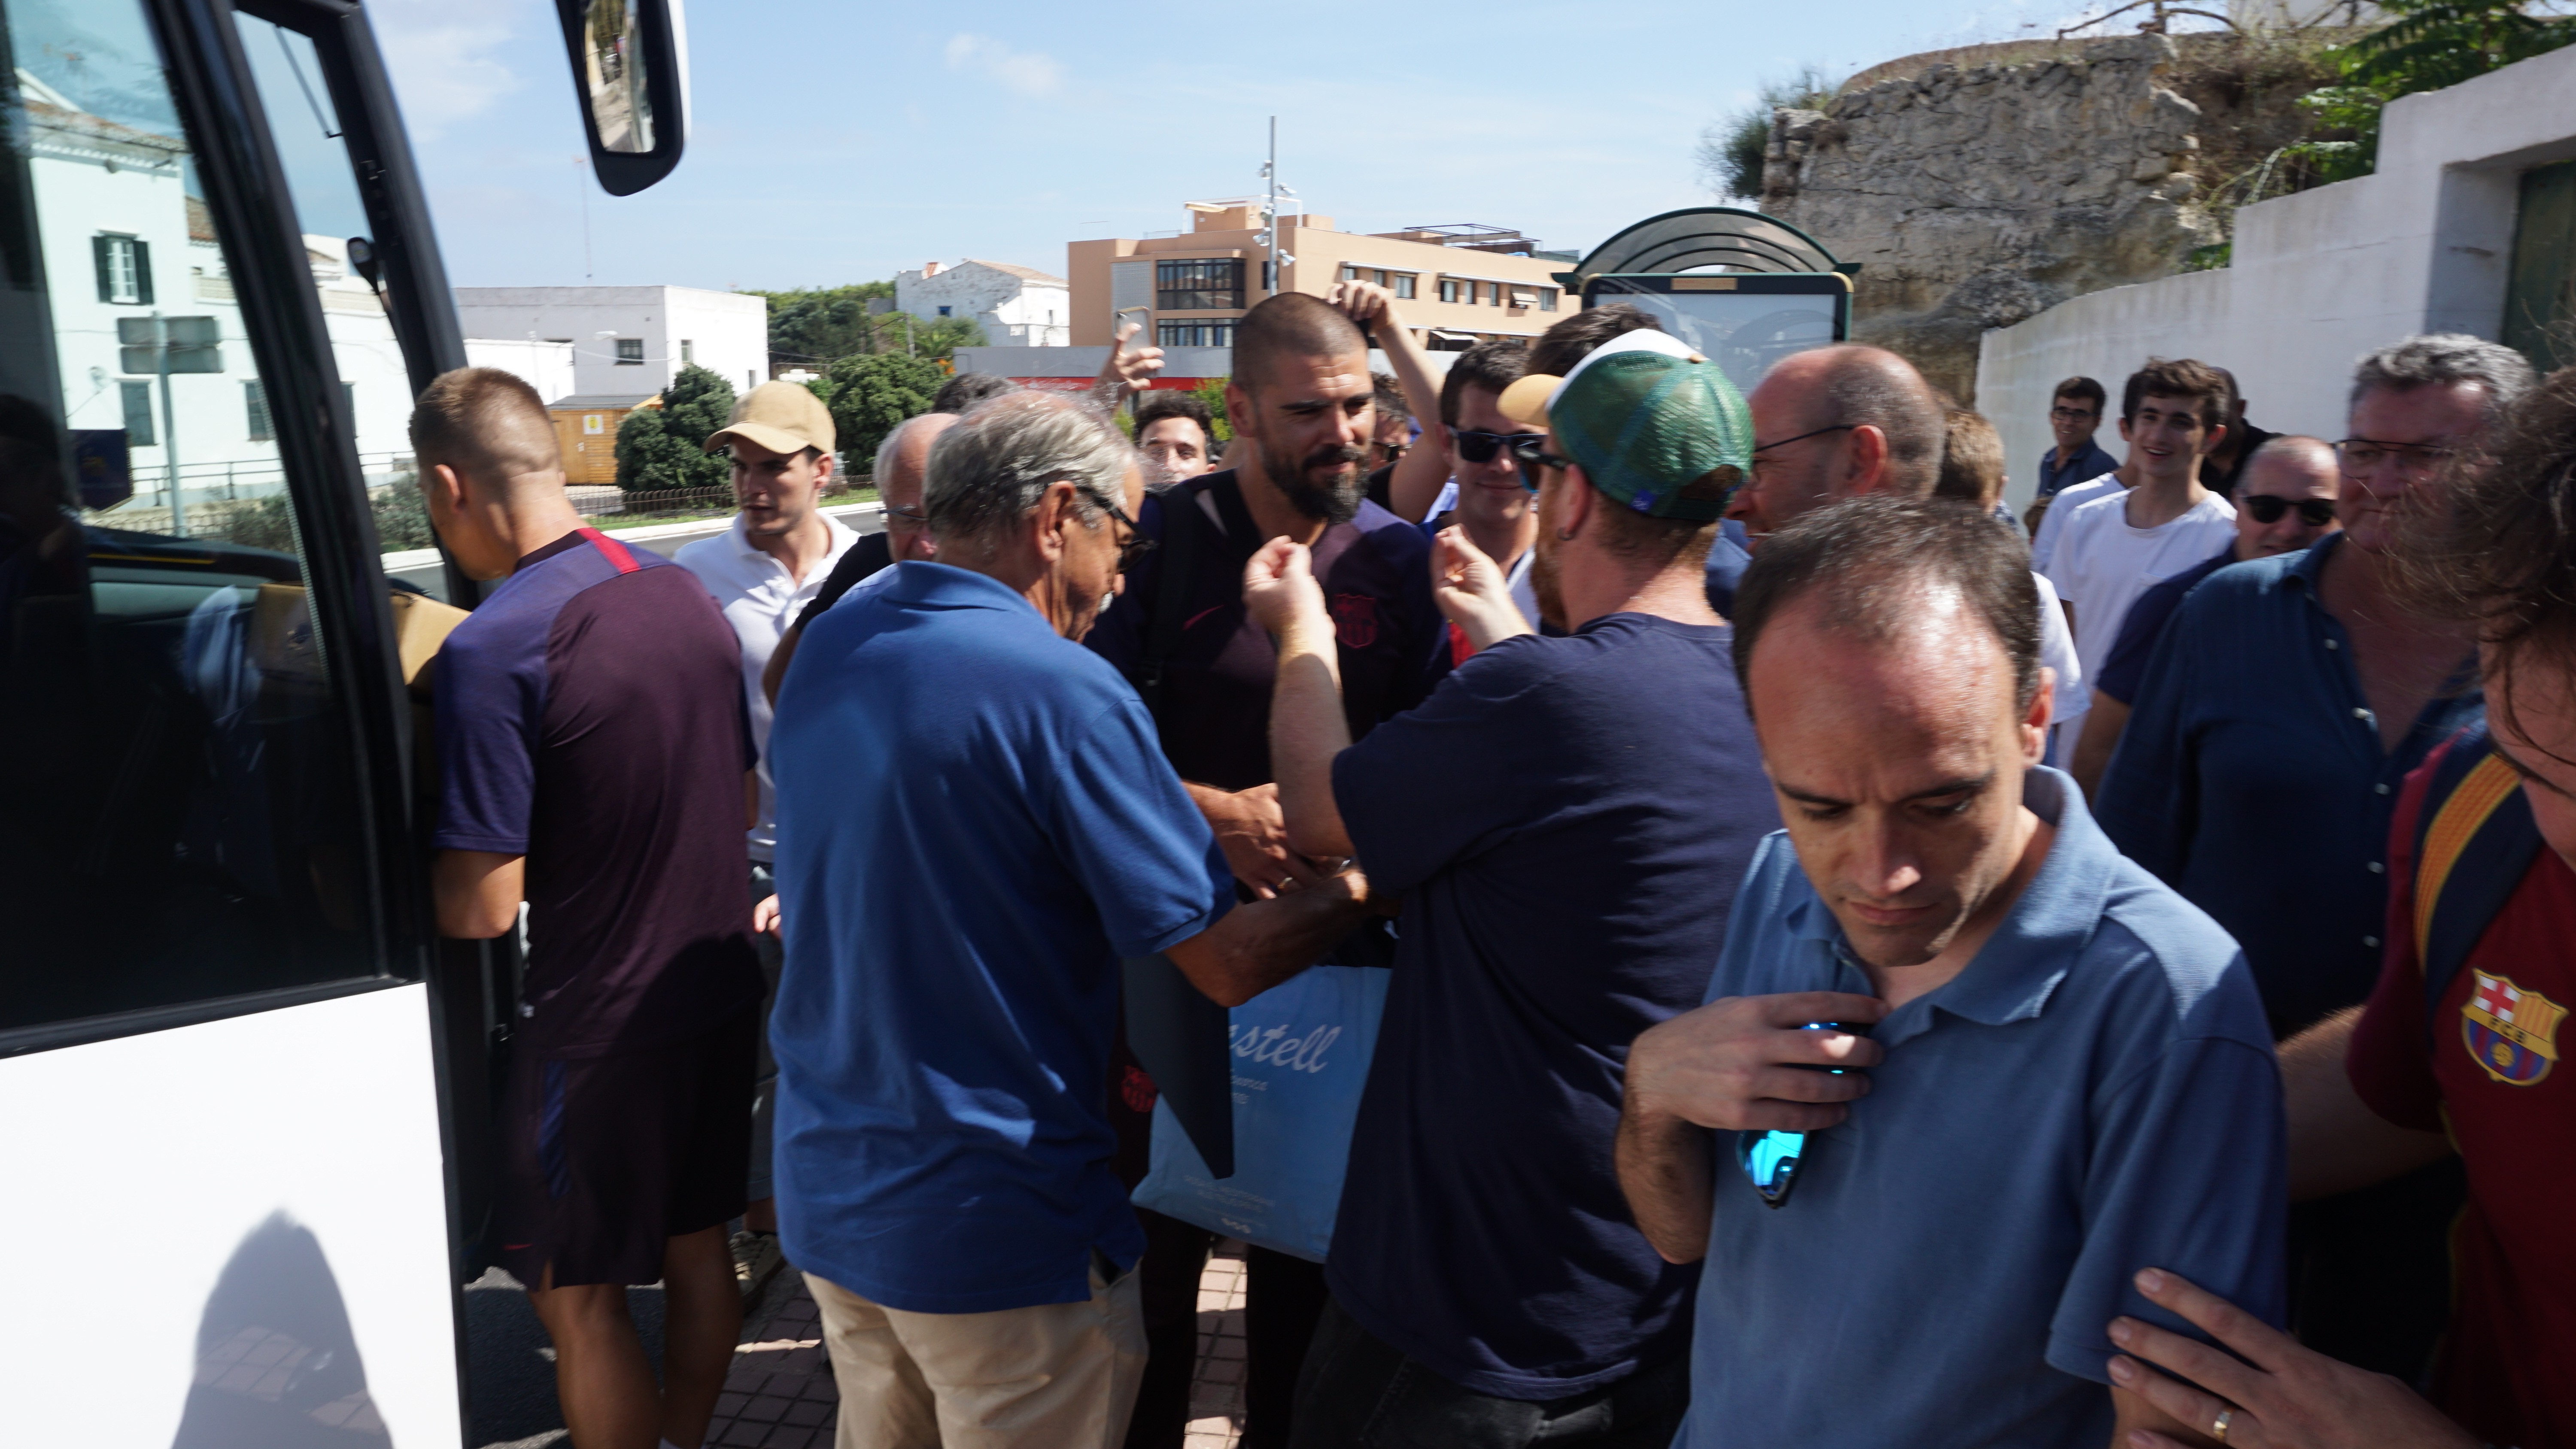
[2095,368,2576,1449]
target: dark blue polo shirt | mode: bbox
[2095,533,2483,1037]
[434,528,762,1058]
[1679,768,2284,1448]
[2092,545,2235,707]
[2037,440,2119,500]
[1326,612,1778,1399]
[768,562,1235,1314]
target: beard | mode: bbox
[1263,442,1367,524]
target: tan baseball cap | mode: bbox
[703,380,836,457]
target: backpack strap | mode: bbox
[2413,725,2545,1025]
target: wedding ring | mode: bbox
[2211,1407,2233,1444]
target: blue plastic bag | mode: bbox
[1132,964,1388,1263]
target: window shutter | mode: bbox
[132,239,153,304]
[94,235,114,303]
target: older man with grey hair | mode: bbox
[2097,332,2535,1381]
[765,391,1376,1449]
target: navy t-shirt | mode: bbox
[1088,470,1440,792]
[1326,613,1780,1398]
[2093,546,2232,707]
[434,529,763,1057]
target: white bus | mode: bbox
[0,0,687,1439]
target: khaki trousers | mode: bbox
[805,1264,1147,1449]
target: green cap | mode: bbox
[1495,330,1752,521]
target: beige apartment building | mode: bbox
[1068,201,1577,351]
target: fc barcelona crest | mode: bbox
[1330,594,1380,651]
[2460,970,2566,1086]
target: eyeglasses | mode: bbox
[1738,1020,1872,1209]
[2333,437,2454,479]
[1097,497,1158,573]
[885,502,930,528]
[1507,436,1577,494]
[1454,428,1546,465]
[1751,423,1856,456]
[2239,494,2336,527]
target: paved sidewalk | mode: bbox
[701,1243,1253,1449]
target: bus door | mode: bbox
[0,0,475,1438]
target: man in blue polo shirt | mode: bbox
[768,393,1379,1449]
[1617,497,2284,1448]
[2096,336,2534,1379]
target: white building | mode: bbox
[453,285,768,400]
[1978,42,2576,504]
[31,72,414,512]
[895,259,1070,347]
[462,337,578,406]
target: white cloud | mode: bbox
[371,0,527,139]
[943,33,1065,98]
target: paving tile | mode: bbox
[741,1395,793,1423]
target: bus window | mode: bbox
[231,12,437,570]
[0,0,383,1037]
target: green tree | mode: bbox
[1191,376,1233,444]
[1696,68,1832,200]
[2293,0,2576,180]
[614,363,735,493]
[750,282,896,368]
[826,353,945,472]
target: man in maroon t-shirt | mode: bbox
[2093,368,2576,1449]
[1084,291,1441,1449]
[417,369,763,1449]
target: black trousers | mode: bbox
[1289,1296,1689,1449]
[2287,1155,2467,1384]
[1125,1210,1329,1449]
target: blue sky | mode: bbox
[375,0,2130,293]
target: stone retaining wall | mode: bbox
[1764,33,2220,400]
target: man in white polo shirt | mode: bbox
[674,379,859,1257]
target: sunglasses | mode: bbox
[1504,436,1579,494]
[1099,497,1158,573]
[2239,494,2335,527]
[1738,1021,1873,1209]
[1453,428,1546,465]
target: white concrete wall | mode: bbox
[1977,42,2576,506]
[453,285,767,399]
[463,337,578,404]
[899,262,1071,347]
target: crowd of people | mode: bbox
[406,275,2575,1449]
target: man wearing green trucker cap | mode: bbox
[1243,327,1779,1448]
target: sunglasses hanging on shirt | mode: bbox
[1738,1020,1874,1209]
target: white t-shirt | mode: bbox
[2033,571,2084,728]
[675,511,860,863]
[2029,471,2123,576]
[2044,488,2239,699]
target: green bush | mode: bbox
[614,364,736,493]
[1696,69,1832,200]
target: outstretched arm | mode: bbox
[1244,536,1356,860]
[1163,865,1376,1007]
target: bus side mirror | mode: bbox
[557,0,689,196]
